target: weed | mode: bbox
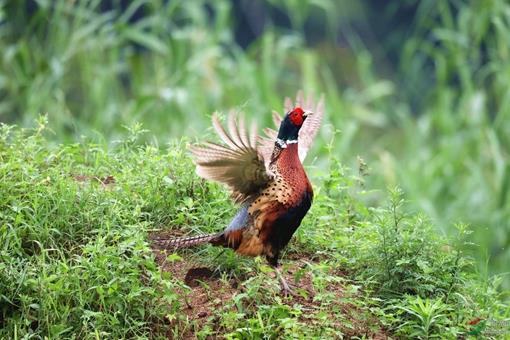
[2,123,506,337]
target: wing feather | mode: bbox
[284,97,293,112]
[227,113,246,149]
[298,93,325,162]
[296,90,304,107]
[212,114,238,150]
[238,115,251,148]
[190,112,272,203]
[272,110,283,127]
[249,121,257,147]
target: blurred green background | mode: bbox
[1,0,509,289]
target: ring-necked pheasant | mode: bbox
[154,91,324,294]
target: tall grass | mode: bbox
[1,0,509,290]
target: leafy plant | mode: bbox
[395,295,452,339]
[345,186,465,300]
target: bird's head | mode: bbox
[277,107,312,143]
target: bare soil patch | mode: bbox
[150,231,390,339]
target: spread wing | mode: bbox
[296,91,325,162]
[189,111,272,203]
[260,90,325,163]
[258,118,279,169]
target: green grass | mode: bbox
[1,0,509,290]
[1,0,510,337]
[0,120,508,338]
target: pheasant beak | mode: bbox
[303,110,313,118]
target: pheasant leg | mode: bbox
[275,267,295,297]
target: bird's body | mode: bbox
[154,91,324,293]
[213,140,313,266]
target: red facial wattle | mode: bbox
[289,107,305,126]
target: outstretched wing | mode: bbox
[260,90,325,163]
[295,91,325,162]
[189,112,272,203]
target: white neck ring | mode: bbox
[276,138,298,148]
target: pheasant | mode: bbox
[154,91,324,294]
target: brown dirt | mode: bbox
[151,245,239,339]
[71,174,116,188]
[150,231,390,339]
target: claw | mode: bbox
[275,267,296,297]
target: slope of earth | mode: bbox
[150,235,389,339]
[1,122,506,339]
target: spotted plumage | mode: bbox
[153,91,324,294]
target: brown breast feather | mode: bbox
[233,143,311,258]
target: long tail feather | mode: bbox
[152,233,219,249]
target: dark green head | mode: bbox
[276,107,312,142]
